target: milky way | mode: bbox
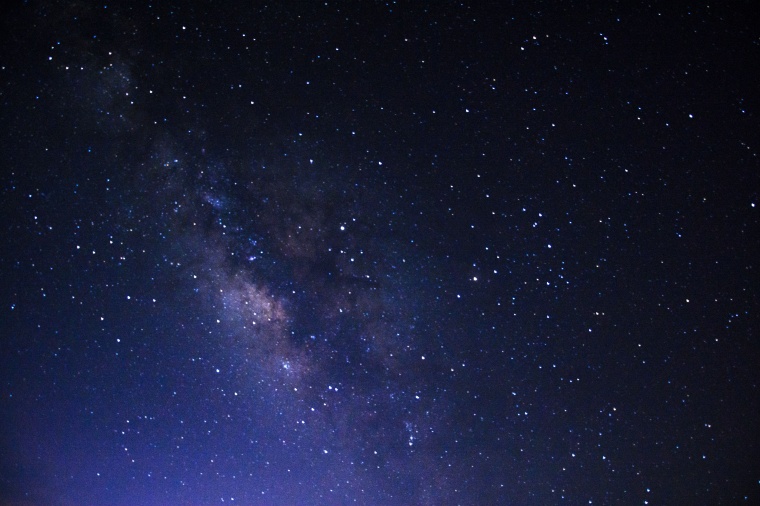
[1,2,758,505]
[114,137,461,503]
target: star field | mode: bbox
[1,1,758,504]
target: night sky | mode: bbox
[1,1,758,505]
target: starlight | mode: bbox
[1,2,756,505]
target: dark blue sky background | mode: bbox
[1,1,758,504]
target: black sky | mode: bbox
[1,1,758,504]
